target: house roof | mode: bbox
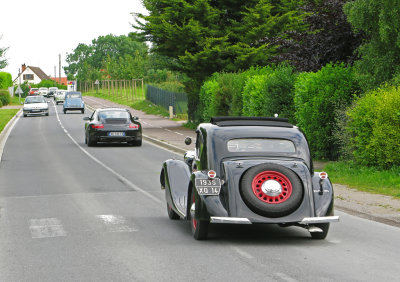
[50,77,68,85]
[13,65,50,82]
[29,66,51,81]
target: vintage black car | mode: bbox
[160,117,339,240]
[83,108,142,146]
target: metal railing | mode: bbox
[146,85,188,114]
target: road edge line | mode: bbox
[0,109,22,163]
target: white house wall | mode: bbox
[14,67,42,85]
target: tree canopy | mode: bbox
[64,34,148,81]
[135,0,307,121]
[0,35,8,70]
[344,0,400,90]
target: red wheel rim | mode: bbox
[251,171,292,204]
[191,193,197,230]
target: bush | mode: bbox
[242,64,297,122]
[0,72,12,89]
[346,85,400,168]
[0,90,11,106]
[294,64,359,160]
[199,67,271,122]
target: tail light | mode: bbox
[91,124,104,129]
[129,124,139,129]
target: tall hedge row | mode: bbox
[0,72,12,89]
[0,90,11,106]
[294,64,359,160]
[346,86,400,168]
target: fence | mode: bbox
[146,85,188,115]
[78,79,145,102]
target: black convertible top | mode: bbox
[210,116,293,128]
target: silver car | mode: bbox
[23,95,49,117]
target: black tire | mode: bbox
[240,163,303,218]
[310,223,330,240]
[45,113,49,116]
[81,109,84,114]
[87,135,96,147]
[133,139,142,146]
[190,188,209,240]
[63,109,66,114]
[23,114,27,117]
[167,203,180,220]
[85,134,87,144]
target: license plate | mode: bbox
[31,109,40,112]
[108,132,125,137]
[195,178,221,195]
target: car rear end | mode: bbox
[89,118,141,143]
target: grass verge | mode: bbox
[324,161,400,198]
[0,109,19,133]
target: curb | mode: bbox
[0,109,22,163]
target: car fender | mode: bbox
[312,172,335,217]
[161,159,191,218]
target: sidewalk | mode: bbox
[83,96,400,228]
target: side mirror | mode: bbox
[83,117,91,121]
[184,137,192,145]
[133,116,139,121]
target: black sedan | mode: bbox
[83,108,142,146]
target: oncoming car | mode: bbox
[23,95,49,117]
[83,108,142,146]
[54,90,66,104]
[38,87,48,97]
[160,117,339,240]
[63,91,85,114]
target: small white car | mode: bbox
[54,90,66,104]
[38,87,49,97]
[23,95,49,117]
[48,87,58,97]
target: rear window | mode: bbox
[98,111,130,119]
[227,138,295,153]
[67,94,81,99]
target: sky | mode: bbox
[0,0,147,81]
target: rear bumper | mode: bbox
[210,215,339,225]
[23,109,49,115]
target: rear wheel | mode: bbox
[190,188,209,240]
[63,109,66,114]
[133,139,142,146]
[310,223,330,240]
[87,135,96,147]
[81,109,84,114]
[167,203,180,220]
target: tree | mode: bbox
[0,35,8,70]
[269,0,364,72]
[64,34,148,81]
[344,0,400,90]
[135,0,307,121]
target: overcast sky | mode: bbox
[0,0,147,81]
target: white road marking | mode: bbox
[174,131,184,136]
[274,272,298,282]
[29,218,67,239]
[53,101,162,204]
[97,215,137,233]
[230,246,254,259]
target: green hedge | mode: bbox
[347,85,400,168]
[242,65,296,122]
[0,72,12,89]
[0,90,11,106]
[294,64,359,160]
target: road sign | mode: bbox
[94,80,100,85]
[15,86,23,94]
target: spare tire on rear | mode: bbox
[240,163,303,218]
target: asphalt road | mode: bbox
[0,101,399,281]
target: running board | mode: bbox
[300,216,339,225]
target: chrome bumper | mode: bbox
[210,215,339,225]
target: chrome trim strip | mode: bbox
[300,216,340,224]
[210,217,252,224]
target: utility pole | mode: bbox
[54,66,56,86]
[59,54,61,85]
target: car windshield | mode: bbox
[227,138,296,153]
[98,111,130,120]
[25,96,45,103]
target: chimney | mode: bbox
[22,64,27,72]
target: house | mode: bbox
[13,64,51,85]
[50,77,68,86]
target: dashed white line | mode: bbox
[230,245,254,260]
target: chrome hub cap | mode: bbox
[261,180,282,196]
